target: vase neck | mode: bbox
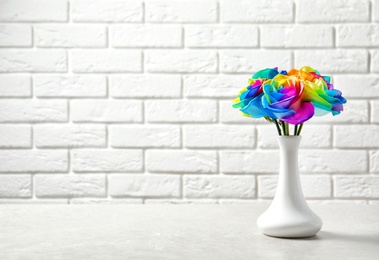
[273,136,306,206]
[277,136,302,152]
[277,136,301,181]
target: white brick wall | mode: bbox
[0,0,67,22]
[71,0,142,22]
[0,0,377,204]
[145,0,217,23]
[0,75,31,97]
[0,25,32,47]
[185,25,258,47]
[34,75,106,97]
[220,50,292,73]
[35,25,107,48]
[71,50,141,72]
[111,25,182,47]
[0,50,67,72]
[145,50,217,73]
[261,25,333,48]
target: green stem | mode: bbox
[282,122,288,135]
[286,123,289,136]
[280,121,285,135]
[294,124,298,136]
[283,122,286,136]
[297,123,304,136]
[281,121,289,136]
[274,119,282,136]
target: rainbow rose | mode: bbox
[232,66,346,135]
[232,68,285,119]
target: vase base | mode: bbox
[259,227,322,238]
[257,211,323,238]
[263,233,318,239]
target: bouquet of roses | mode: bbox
[232,66,346,135]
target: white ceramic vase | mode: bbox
[257,135,323,238]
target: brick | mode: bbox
[71,50,141,73]
[261,25,333,48]
[219,100,263,124]
[183,75,249,98]
[334,176,379,198]
[220,151,279,174]
[0,175,31,198]
[34,75,106,97]
[0,100,67,122]
[219,200,261,205]
[145,0,217,23]
[299,150,367,173]
[335,125,379,148]
[70,100,142,123]
[372,50,379,72]
[145,50,217,73]
[70,199,143,204]
[220,50,292,73]
[72,149,142,172]
[258,175,331,199]
[109,75,181,98]
[296,0,369,22]
[0,125,31,148]
[146,100,217,123]
[308,200,369,205]
[109,125,180,148]
[111,25,182,47]
[0,50,67,72]
[337,25,379,47]
[220,0,293,22]
[0,150,68,172]
[35,125,106,148]
[72,0,142,22]
[184,175,255,198]
[183,125,255,148]
[375,0,379,22]
[0,0,67,22]
[35,174,105,198]
[258,125,331,149]
[370,151,379,173]
[309,100,368,124]
[109,174,180,198]
[0,25,31,47]
[35,25,106,47]
[0,199,68,204]
[372,101,379,123]
[333,75,379,98]
[146,150,217,173]
[0,75,31,97]
[145,199,218,204]
[185,25,258,47]
[295,50,368,73]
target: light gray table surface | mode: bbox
[1,204,378,260]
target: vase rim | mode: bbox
[277,135,302,138]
